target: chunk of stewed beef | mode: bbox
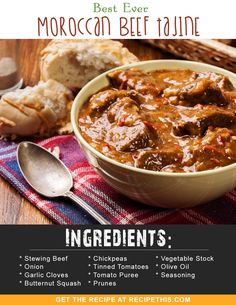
[164,78,228,106]
[173,106,236,136]
[180,128,236,171]
[108,69,163,96]
[88,88,149,116]
[135,148,183,171]
[163,71,235,107]
[201,127,233,146]
[195,72,234,91]
[88,89,126,115]
[192,128,236,171]
[106,121,154,152]
[107,97,141,125]
[182,80,227,106]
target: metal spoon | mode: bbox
[17,141,110,225]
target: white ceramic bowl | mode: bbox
[71,60,236,208]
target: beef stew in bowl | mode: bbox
[71,60,236,208]
[78,68,236,173]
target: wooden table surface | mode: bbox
[0,39,177,224]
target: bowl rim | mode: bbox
[71,59,236,177]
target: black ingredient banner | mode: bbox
[0,225,235,294]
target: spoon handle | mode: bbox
[64,191,110,225]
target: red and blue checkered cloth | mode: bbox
[1,135,236,224]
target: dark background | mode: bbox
[0,225,235,294]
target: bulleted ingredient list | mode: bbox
[18,253,215,288]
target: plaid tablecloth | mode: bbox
[1,135,236,224]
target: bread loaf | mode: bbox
[0,79,73,138]
[40,40,139,89]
